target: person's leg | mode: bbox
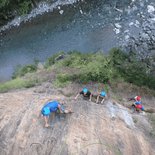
[89,94,92,101]
[44,116,50,127]
[136,108,140,112]
[101,96,105,104]
[141,106,145,114]
[51,112,55,120]
[96,95,99,103]
[135,104,141,112]
[141,106,145,111]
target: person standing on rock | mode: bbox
[96,89,107,104]
[41,100,72,127]
[74,88,93,101]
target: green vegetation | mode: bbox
[0,78,37,93]
[12,64,37,79]
[0,0,41,26]
[0,0,9,9]
[0,48,155,93]
[109,48,155,89]
[53,73,71,88]
[0,69,49,93]
[44,51,65,68]
[55,51,115,84]
[53,49,155,90]
[18,1,32,15]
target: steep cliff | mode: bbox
[0,82,155,155]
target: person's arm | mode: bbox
[75,93,80,100]
[89,93,92,101]
[96,94,100,103]
[64,107,72,113]
[44,116,50,127]
[58,104,63,113]
[101,97,105,104]
[128,97,135,101]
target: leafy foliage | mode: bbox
[109,48,155,89]
[55,51,115,84]
[0,0,9,9]
[78,53,113,83]
[0,78,38,93]
[54,74,71,88]
[18,1,31,15]
[12,64,37,79]
[1,49,155,92]
[44,51,65,68]
[0,0,42,26]
[54,50,155,90]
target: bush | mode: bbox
[0,78,38,93]
[0,0,9,9]
[44,51,65,68]
[56,74,71,83]
[18,1,31,15]
[60,51,92,68]
[109,48,128,66]
[12,64,37,79]
[109,48,155,90]
[53,73,82,87]
[55,52,116,84]
[54,74,71,88]
[77,53,114,83]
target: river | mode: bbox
[0,0,155,82]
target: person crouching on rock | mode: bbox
[129,96,145,112]
[96,89,107,104]
[134,100,145,112]
[75,88,92,101]
[41,100,72,127]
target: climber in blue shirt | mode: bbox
[41,100,72,127]
[96,89,107,104]
[75,88,92,101]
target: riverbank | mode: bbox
[0,49,155,93]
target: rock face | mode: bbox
[0,84,155,155]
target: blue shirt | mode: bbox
[100,91,106,97]
[135,101,142,105]
[43,100,59,112]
